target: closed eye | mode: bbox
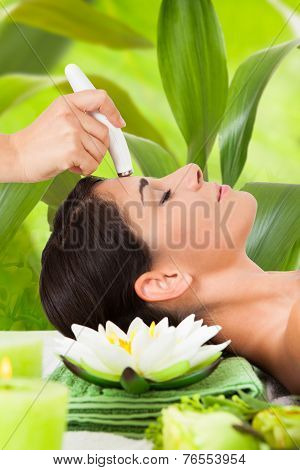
[159,189,172,205]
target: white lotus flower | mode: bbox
[55,314,231,383]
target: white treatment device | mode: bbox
[65,63,133,177]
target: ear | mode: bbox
[134,269,193,303]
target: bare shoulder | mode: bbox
[286,295,300,342]
[286,272,300,322]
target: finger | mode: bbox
[80,132,108,163]
[69,166,82,175]
[66,90,126,128]
[74,109,110,148]
[70,150,99,176]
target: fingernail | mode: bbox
[120,116,126,127]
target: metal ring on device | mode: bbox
[118,170,133,177]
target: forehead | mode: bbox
[93,176,143,203]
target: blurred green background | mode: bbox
[0,0,299,330]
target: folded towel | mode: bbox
[49,356,264,439]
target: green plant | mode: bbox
[0,0,299,330]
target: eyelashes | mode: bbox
[159,189,172,205]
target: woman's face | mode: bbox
[95,164,257,277]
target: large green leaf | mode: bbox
[157,0,228,169]
[0,22,69,75]
[220,39,300,188]
[42,171,81,230]
[281,239,300,271]
[125,133,179,177]
[1,0,152,48]
[243,182,300,271]
[0,180,51,261]
[94,0,161,43]
[0,74,47,116]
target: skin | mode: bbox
[94,163,300,393]
[0,90,125,183]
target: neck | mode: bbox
[193,251,299,366]
[198,251,297,311]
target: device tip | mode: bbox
[118,170,133,177]
[65,63,78,76]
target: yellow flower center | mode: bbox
[149,321,156,337]
[106,330,136,355]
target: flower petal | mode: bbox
[105,320,128,341]
[94,342,132,375]
[130,327,152,366]
[138,329,176,373]
[98,323,106,335]
[175,313,195,341]
[193,318,204,329]
[191,324,222,347]
[55,337,113,375]
[189,340,231,368]
[71,324,103,348]
[127,317,148,336]
[154,317,169,336]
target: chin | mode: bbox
[222,190,258,250]
[238,190,258,219]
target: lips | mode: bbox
[216,183,231,202]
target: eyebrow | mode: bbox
[139,178,149,205]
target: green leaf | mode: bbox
[42,171,80,208]
[0,180,51,261]
[243,182,300,270]
[125,133,179,177]
[157,0,228,169]
[0,74,47,116]
[1,0,152,49]
[0,22,69,75]
[42,171,81,230]
[94,0,161,44]
[281,239,300,271]
[220,39,300,187]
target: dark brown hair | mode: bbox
[39,176,178,338]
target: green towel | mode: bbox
[49,356,264,439]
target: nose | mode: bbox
[166,163,203,191]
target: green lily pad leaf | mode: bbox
[60,355,122,389]
[149,357,222,390]
[120,367,150,394]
